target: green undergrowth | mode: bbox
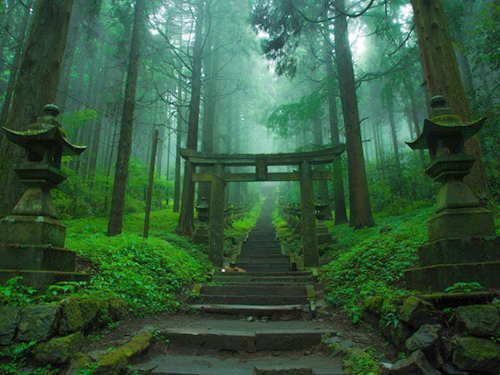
[272,204,303,266]
[321,207,434,323]
[63,207,211,316]
[224,199,263,252]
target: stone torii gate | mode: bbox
[180,145,345,268]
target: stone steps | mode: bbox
[133,353,344,375]
[144,195,345,375]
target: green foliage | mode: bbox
[0,342,59,375]
[0,277,37,306]
[321,207,430,322]
[444,282,483,294]
[66,230,210,315]
[54,157,172,220]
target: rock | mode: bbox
[399,296,440,329]
[17,304,60,342]
[388,350,441,375]
[79,299,111,328]
[364,296,384,315]
[96,331,153,375]
[0,305,21,345]
[441,362,469,375]
[33,331,84,364]
[58,298,85,335]
[67,353,92,375]
[108,299,128,321]
[451,337,500,374]
[455,304,500,338]
[405,324,443,365]
[406,324,442,352]
[332,339,356,356]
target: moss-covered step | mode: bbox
[0,269,89,291]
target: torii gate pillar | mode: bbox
[208,163,225,267]
[299,161,319,267]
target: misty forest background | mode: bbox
[0,0,498,225]
[0,0,499,319]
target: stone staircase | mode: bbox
[132,195,344,375]
[191,195,315,317]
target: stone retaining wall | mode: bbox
[0,298,128,365]
[363,293,500,374]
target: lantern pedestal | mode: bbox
[0,105,89,290]
[427,207,496,243]
[404,96,500,292]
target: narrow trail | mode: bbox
[132,195,345,374]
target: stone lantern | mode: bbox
[193,197,209,243]
[404,96,499,291]
[406,96,494,241]
[315,196,331,244]
[0,105,89,289]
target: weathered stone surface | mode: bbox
[96,331,153,375]
[455,304,500,338]
[0,215,66,248]
[441,362,469,375]
[399,296,440,328]
[0,305,21,345]
[388,350,441,375]
[17,304,60,341]
[405,261,500,292]
[79,299,111,328]
[33,331,84,364]
[363,296,384,315]
[405,324,442,365]
[108,299,128,321]
[58,298,85,335]
[452,337,500,373]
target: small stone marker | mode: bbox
[193,196,209,243]
[404,96,500,291]
[0,104,89,290]
[315,196,332,244]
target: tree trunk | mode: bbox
[334,0,374,228]
[411,0,491,198]
[0,0,74,215]
[0,0,32,135]
[173,75,184,213]
[176,0,204,235]
[107,0,144,236]
[405,76,426,166]
[386,90,402,177]
[198,21,220,203]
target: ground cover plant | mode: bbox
[321,207,500,323]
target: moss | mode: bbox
[399,296,438,328]
[363,296,384,315]
[452,337,500,373]
[33,331,84,364]
[58,298,84,334]
[96,331,153,375]
[343,346,381,375]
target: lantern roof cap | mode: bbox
[2,104,86,156]
[406,96,485,150]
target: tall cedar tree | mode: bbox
[334,0,375,228]
[0,0,32,133]
[107,0,145,236]
[411,0,492,198]
[176,0,204,235]
[0,0,74,215]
